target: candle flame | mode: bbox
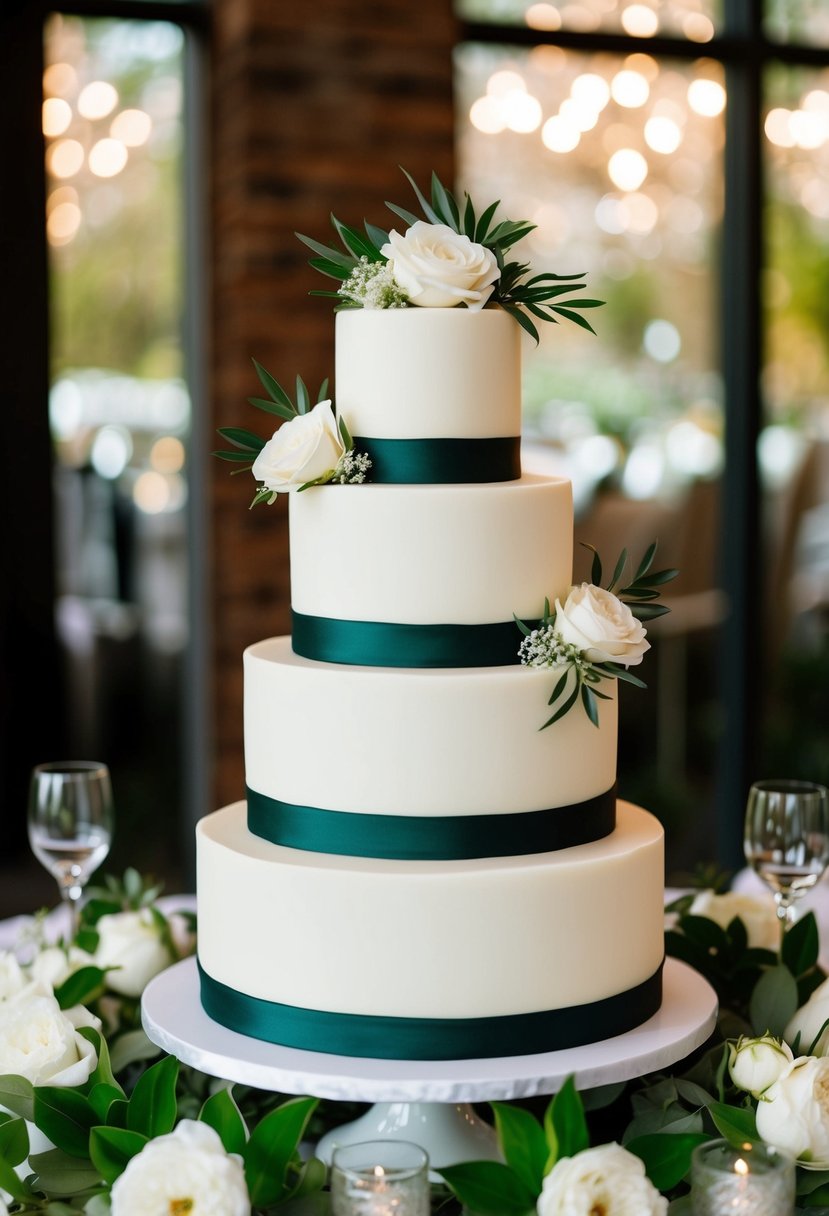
[373,1166,385,1178]
[734,1158,749,1176]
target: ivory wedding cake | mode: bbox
[199,180,666,1060]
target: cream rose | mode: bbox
[110,1120,250,1216]
[554,584,650,667]
[29,944,94,991]
[0,951,27,1001]
[94,908,173,998]
[756,1056,829,1165]
[251,400,344,495]
[689,890,781,952]
[0,984,99,1086]
[538,1143,667,1216]
[729,1034,794,1098]
[382,221,500,310]
[785,975,829,1057]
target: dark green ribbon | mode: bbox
[292,611,535,668]
[246,784,617,859]
[355,435,520,484]
[199,959,664,1060]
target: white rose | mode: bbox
[94,909,173,998]
[381,221,500,310]
[251,400,344,495]
[0,985,99,1086]
[110,1120,250,1216]
[29,944,94,991]
[689,890,781,952]
[0,951,27,1001]
[538,1143,666,1216]
[729,1034,794,1098]
[756,1056,829,1165]
[785,975,829,1057]
[555,584,650,667]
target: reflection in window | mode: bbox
[455,0,719,41]
[44,15,189,881]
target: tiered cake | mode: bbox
[197,306,665,1061]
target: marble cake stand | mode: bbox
[142,956,717,1170]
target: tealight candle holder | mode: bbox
[691,1139,794,1215]
[330,1140,430,1216]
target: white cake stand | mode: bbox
[142,956,717,1170]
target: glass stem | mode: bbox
[58,880,83,937]
[774,892,795,928]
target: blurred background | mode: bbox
[2,0,828,912]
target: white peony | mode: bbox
[555,584,650,667]
[729,1034,794,1098]
[110,1119,250,1216]
[786,975,829,1057]
[756,1055,829,1165]
[251,400,345,495]
[29,944,94,991]
[94,908,173,998]
[0,984,99,1086]
[382,221,500,310]
[538,1143,667,1216]
[689,890,781,952]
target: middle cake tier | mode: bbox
[289,472,572,669]
[245,638,618,859]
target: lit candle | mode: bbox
[691,1139,794,1215]
[330,1140,429,1216]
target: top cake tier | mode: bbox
[335,307,521,482]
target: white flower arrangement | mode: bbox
[538,1143,667,1216]
[214,367,371,505]
[729,1033,795,1099]
[299,168,603,342]
[110,1120,250,1216]
[516,542,676,729]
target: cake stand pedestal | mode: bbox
[142,956,717,1171]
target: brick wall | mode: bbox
[209,0,458,806]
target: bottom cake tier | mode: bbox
[196,801,665,1060]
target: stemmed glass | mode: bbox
[744,779,829,927]
[28,761,114,934]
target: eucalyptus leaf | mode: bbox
[749,965,799,1037]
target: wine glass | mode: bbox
[28,761,114,934]
[744,778,829,927]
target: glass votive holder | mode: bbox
[331,1140,430,1216]
[691,1139,795,1215]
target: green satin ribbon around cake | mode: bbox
[354,435,521,484]
[292,611,536,668]
[246,783,617,859]
[199,959,663,1060]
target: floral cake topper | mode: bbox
[517,542,678,728]
[298,168,604,342]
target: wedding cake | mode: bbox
[198,179,666,1060]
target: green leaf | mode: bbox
[29,1147,104,1197]
[108,1028,160,1075]
[252,359,294,408]
[54,966,108,1011]
[546,1077,589,1165]
[782,911,819,977]
[474,199,501,243]
[295,232,356,269]
[548,669,571,707]
[364,220,390,250]
[317,377,330,404]
[308,256,352,281]
[750,965,799,1037]
[600,663,647,688]
[581,683,600,728]
[216,427,265,453]
[634,541,657,580]
[330,214,382,261]
[627,1133,709,1190]
[491,1102,548,1196]
[243,1096,318,1208]
[295,376,310,416]
[0,1115,29,1167]
[606,548,628,592]
[384,201,423,229]
[285,1154,327,1202]
[541,679,580,729]
[630,603,672,620]
[400,167,443,225]
[678,914,729,952]
[247,395,296,421]
[708,1101,758,1145]
[0,1075,35,1122]
[580,542,603,586]
[126,1054,178,1139]
[199,1088,248,1156]
[513,614,532,638]
[440,1161,537,1216]
[79,1029,121,1098]
[89,1127,148,1186]
[213,450,254,464]
[33,1086,98,1159]
[462,193,477,238]
[502,303,540,344]
[549,306,598,334]
[338,414,353,451]
[88,1084,124,1123]
[431,171,460,229]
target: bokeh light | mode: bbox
[688,79,726,117]
[42,98,72,137]
[110,109,153,147]
[48,139,84,179]
[89,138,128,177]
[621,5,659,37]
[78,80,118,119]
[608,147,648,190]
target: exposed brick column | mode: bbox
[209,0,458,807]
